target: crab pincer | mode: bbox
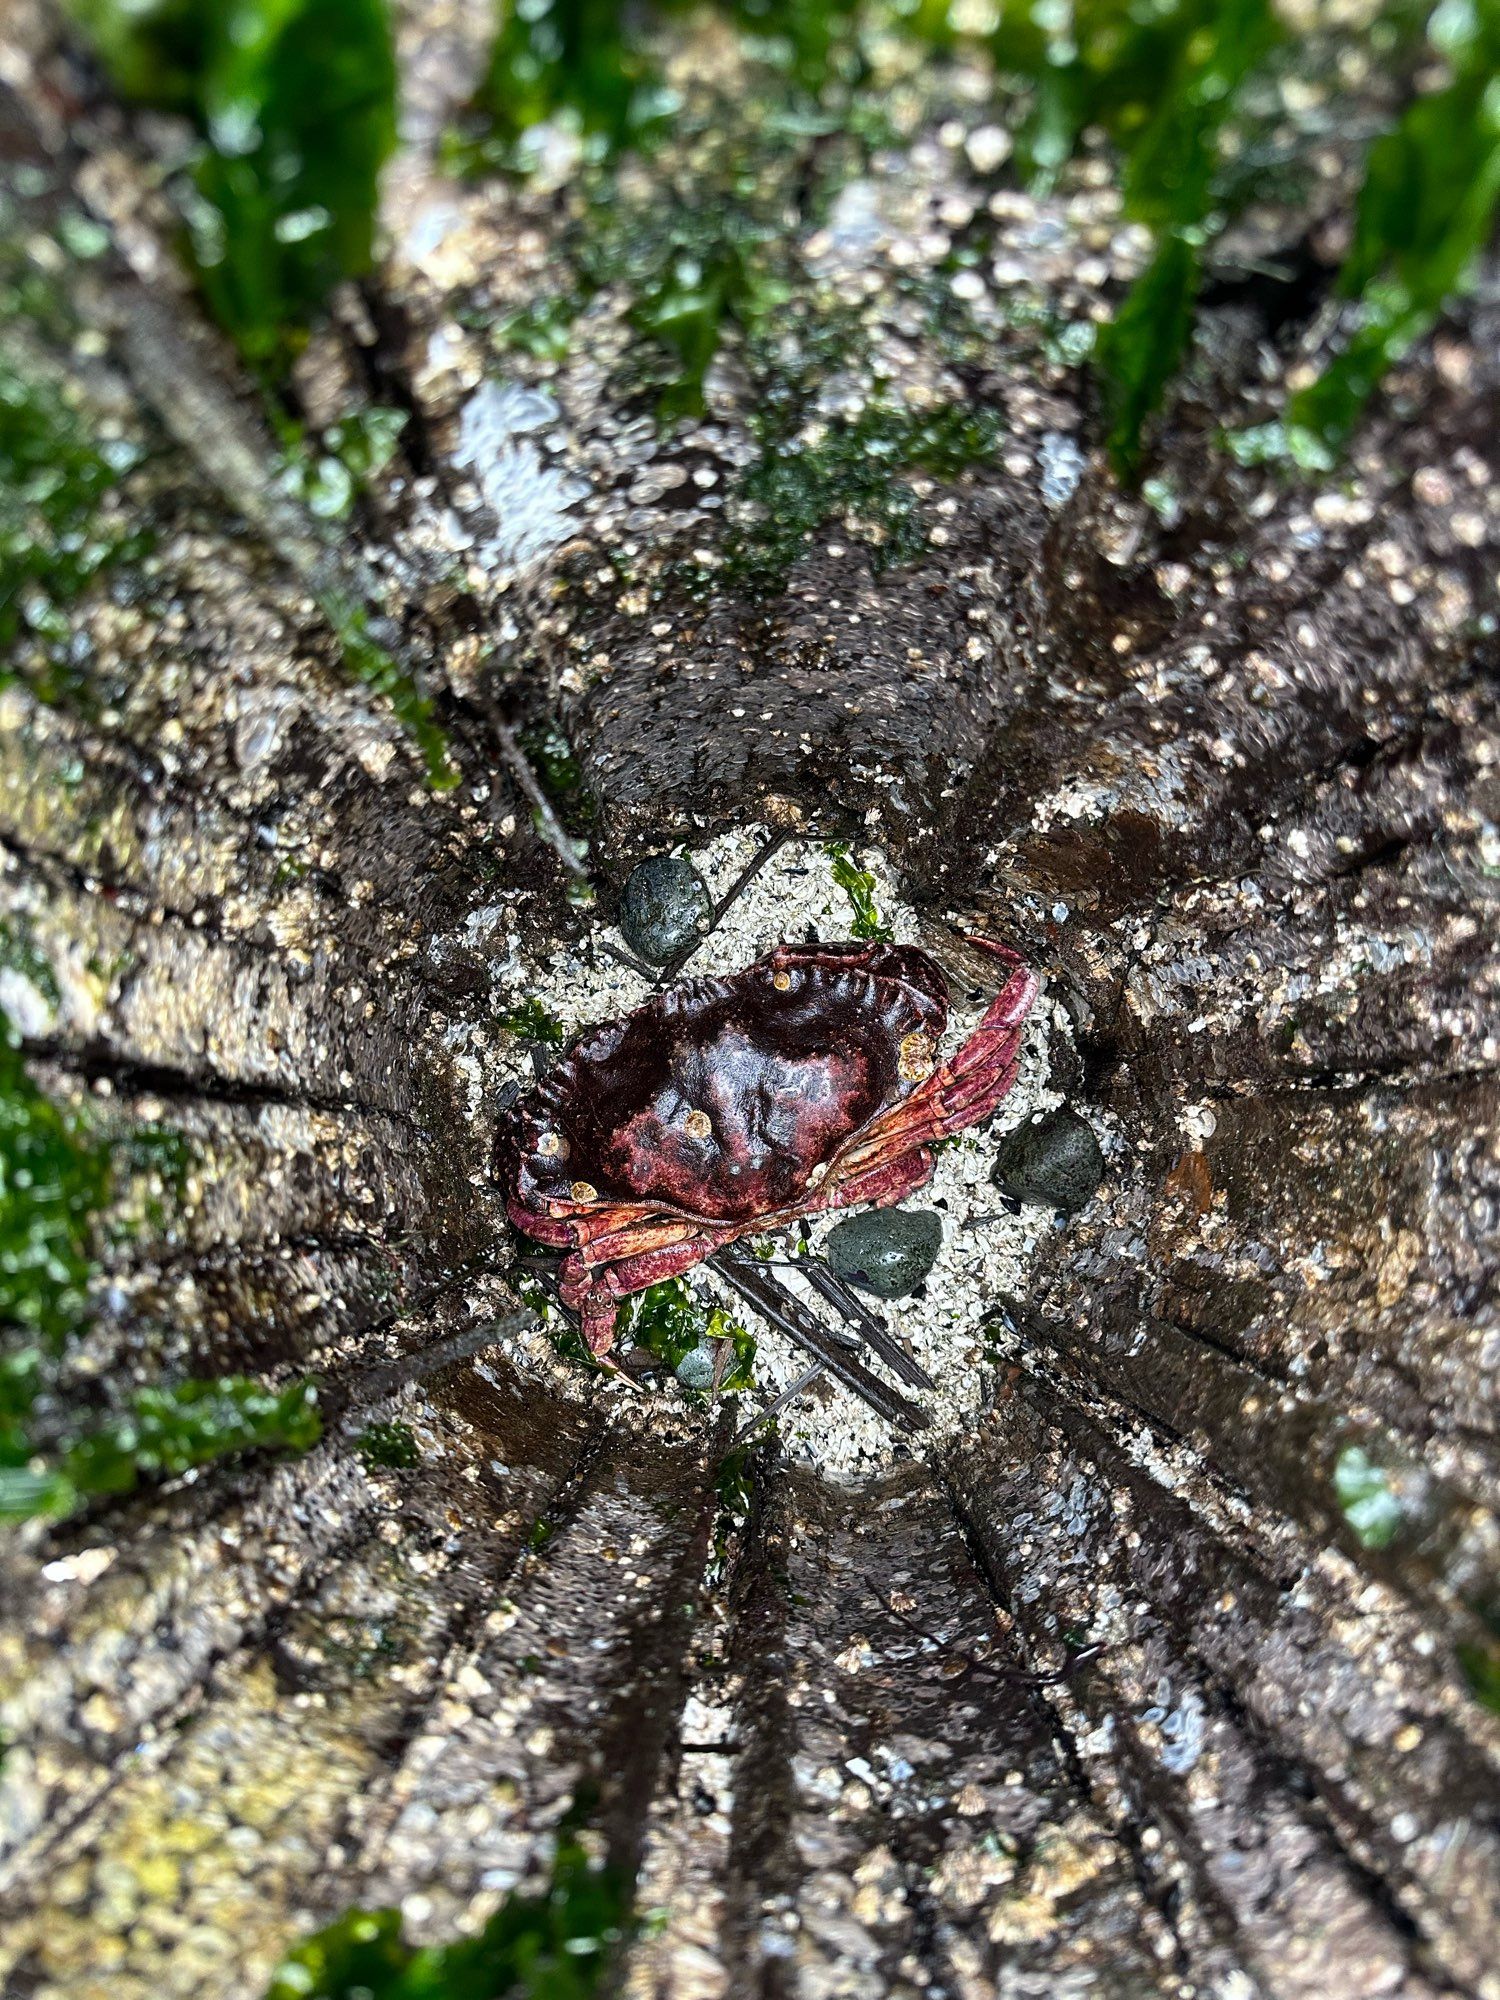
[498,936,1037,1371]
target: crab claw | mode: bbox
[565,1267,625,1361]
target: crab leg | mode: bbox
[832,951,1037,1178]
[559,1270,627,1360]
[509,1203,700,1265]
[560,1223,743,1358]
[834,1060,1011,1172]
[600,1227,744,1296]
[570,1212,723,1266]
[652,828,794,984]
[504,1197,575,1249]
[734,1362,828,1446]
[808,1139,933,1212]
[562,1199,712,1251]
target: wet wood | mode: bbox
[1,4,1497,1997]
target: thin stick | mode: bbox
[654,828,795,986]
[710,1336,734,1393]
[488,707,592,890]
[755,1259,934,1387]
[733,1363,826,1446]
[593,939,657,980]
[350,1310,538,1403]
[95,272,593,888]
[713,1248,929,1431]
[797,1259,935,1391]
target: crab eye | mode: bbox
[683,1109,712,1140]
[570,1180,598,1202]
[772,970,792,992]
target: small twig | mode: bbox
[713,1247,929,1431]
[754,1258,933,1386]
[733,1362,826,1445]
[654,828,795,986]
[593,938,657,980]
[860,1572,1105,1684]
[710,1336,734,1393]
[861,1575,951,1651]
[984,1645,1105,1689]
[348,1308,538,1405]
[797,1259,935,1391]
[484,702,593,891]
[91,259,594,888]
[315,1238,517,1391]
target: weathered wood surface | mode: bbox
[1,2,1498,1996]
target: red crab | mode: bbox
[499,937,1037,1357]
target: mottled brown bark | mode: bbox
[1,4,1497,1997]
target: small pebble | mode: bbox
[675,1345,717,1390]
[825,1208,943,1298]
[991,1108,1104,1213]
[618,854,712,963]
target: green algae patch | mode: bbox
[618,1277,756,1392]
[707,1442,755,1589]
[453,0,885,173]
[2,1377,323,1522]
[1080,0,1283,476]
[0,1001,322,1522]
[356,1419,421,1471]
[720,398,1001,596]
[497,295,578,363]
[825,842,891,942]
[1457,1640,1500,1719]
[499,998,567,1047]
[1095,233,1202,484]
[265,1831,632,1998]
[517,722,597,837]
[113,1123,194,1232]
[276,406,408,522]
[516,1273,595,1371]
[1284,1,1500,471]
[67,0,397,374]
[460,0,671,168]
[321,595,460,793]
[625,228,795,424]
[1332,1443,1404,1552]
[463,53,836,425]
[513,721,597,899]
[0,1031,112,1345]
[2,1370,322,1522]
[0,358,151,683]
